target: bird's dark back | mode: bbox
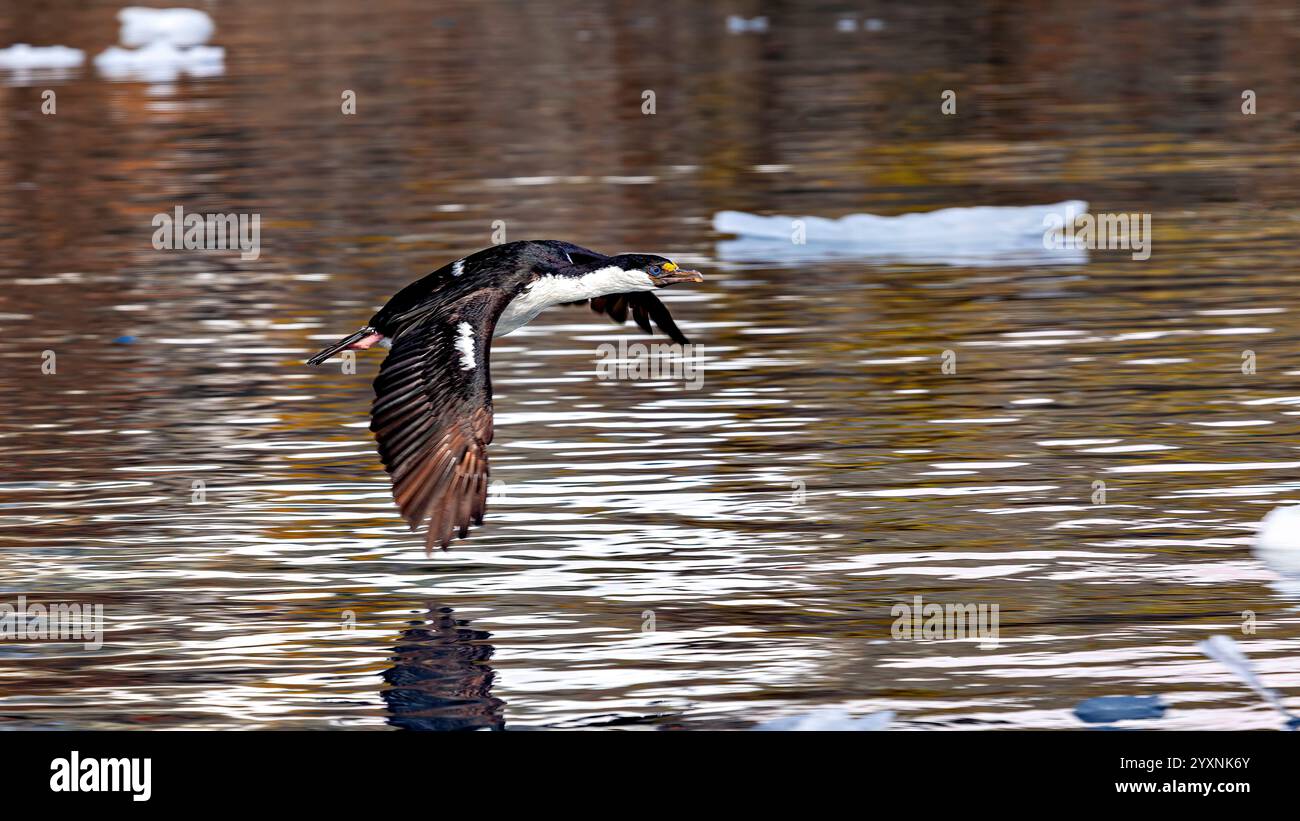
[368,240,600,336]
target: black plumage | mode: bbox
[308,240,703,550]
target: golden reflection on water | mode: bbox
[2,1,1300,729]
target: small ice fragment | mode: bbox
[118,7,215,47]
[95,41,224,82]
[0,44,85,69]
[1073,695,1166,723]
[726,15,768,34]
[753,709,893,731]
[1198,635,1299,728]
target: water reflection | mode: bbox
[382,605,504,732]
[3,0,1300,731]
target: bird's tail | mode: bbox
[306,327,382,365]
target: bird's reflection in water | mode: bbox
[381,605,505,731]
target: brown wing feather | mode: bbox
[371,291,509,550]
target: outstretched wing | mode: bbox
[566,291,691,344]
[370,290,511,550]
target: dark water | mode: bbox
[2,1,1300,729]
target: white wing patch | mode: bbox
[454,322,476,370]
[452,259,466,277]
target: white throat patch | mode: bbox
[494,267,656,337]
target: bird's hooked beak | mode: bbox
[651,262,704,288]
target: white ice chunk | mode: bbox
[714,200,1089,267]
[753,709,893,731]
[1255,504,1300,552]
[1254,504,1300,589]
[0,44,84,69]
[95,41,224,83]
[118,7,215,47]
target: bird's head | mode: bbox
[606,254,705,290]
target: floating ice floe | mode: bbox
[1253,505,1300,587]
[0,44,85,69]
[1255,505,1300,553]
[0,44,84,86]
[95,40,224,82]
[753,709,893,731]
[96,7,222,82]
[726,15,769,34]
[1198,635,1300,730]
[118,7,215,47]
[1073,695,1166,724]
[713,201,1089,267]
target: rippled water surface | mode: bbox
[4,1,1300,729]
